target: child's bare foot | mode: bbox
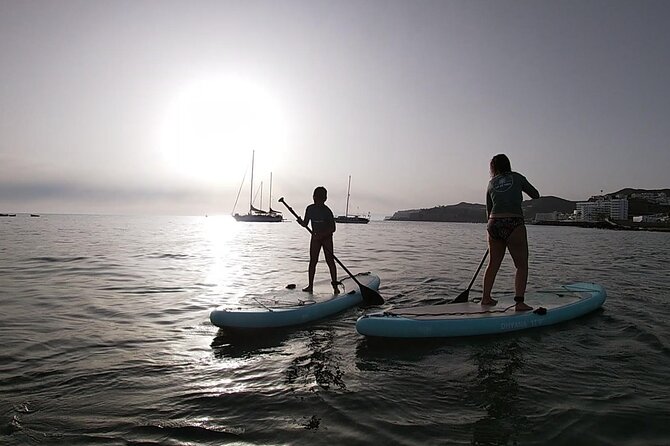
[515,302,533,311]
[302,286,313,293]
[481,298,497,306]
[331,281,341,295]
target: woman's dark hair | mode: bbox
[313,186,327,201]
[490,154,512,177]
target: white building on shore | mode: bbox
[533,212,559,223]
[633,213,668,223]
[576,197,629,222]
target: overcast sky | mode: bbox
[1,0,668,216]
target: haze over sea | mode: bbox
[1,215,669,445]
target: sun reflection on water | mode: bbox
[201,215,246,305]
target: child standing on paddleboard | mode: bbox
[298,186,339,294]
[482,154,540,311]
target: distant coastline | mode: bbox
[387,188,670,232]
[387,196,576,223]
[533,219,670,233]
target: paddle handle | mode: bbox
[278,197,313,235]
[278,197,364,288]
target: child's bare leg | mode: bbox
[322,238,339,294]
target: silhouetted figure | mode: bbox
[298,186,339,294]
[482,154,540,311]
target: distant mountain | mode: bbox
[610,188,670,196]
[389,196,577,223]
[388,202,487,222]
[522,196,576,221]
[608,188,670,215]
[388,189,668,223]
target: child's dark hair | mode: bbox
[490,154,512,177]
[313,186,327,201]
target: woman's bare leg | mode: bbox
[507,225,532,311]
[482,236,506,305]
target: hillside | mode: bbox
[522,196,576,220]
[388,202,487,222]
[388,189,668,223]
[608,188,670,215]
[611,188,670,196]
[628,198,670,215]
[389,196,577,223]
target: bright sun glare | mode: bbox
[159,76,287,184]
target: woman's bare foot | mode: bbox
[481,298,498,306]
[302,286,313,293]
[515,302,533,311]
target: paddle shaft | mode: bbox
[450,248,489,303]
[466,248,489,291]
[278,198,365,289]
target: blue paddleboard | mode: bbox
[210,272,380,329]
[356,282,606,338]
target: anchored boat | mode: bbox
[233,151,283,222]
[335,175,369,224]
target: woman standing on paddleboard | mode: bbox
[482,154,540,311]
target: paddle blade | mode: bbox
[360,286,384,306]
[450,289,469,304]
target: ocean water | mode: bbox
[1,214,669,445]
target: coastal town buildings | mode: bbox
[389,189,667,227]
[633,213,668,223]
[628,192,670,205]
[533,212,559,223]
[576,197,629,222]
[533,211,574,223]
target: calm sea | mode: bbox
[1,215,669,445]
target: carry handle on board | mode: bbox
[278,197,384,306]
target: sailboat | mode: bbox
[335,175,370,224]
[233,151,283,222]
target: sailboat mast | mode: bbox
[249,150,255,213]
[345,175,351,217]
[269,172,273,212]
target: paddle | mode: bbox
[450,249,489,303]
[278,197,384,306]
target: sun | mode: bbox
[158,76,288,184]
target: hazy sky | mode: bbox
[1,0,669,216]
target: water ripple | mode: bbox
[1,216,669,445]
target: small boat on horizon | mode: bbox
[335,176,369,224]
[232,151,283,223]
